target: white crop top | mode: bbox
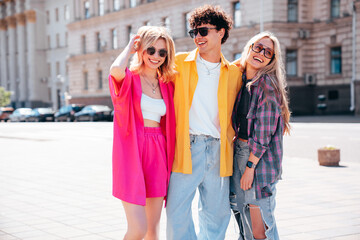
[141,93,166,123]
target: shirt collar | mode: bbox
[250,74,275,91]
[184,48,230,68]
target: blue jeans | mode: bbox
[230,140,279,240]
[166,134,231,240]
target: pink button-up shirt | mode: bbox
[109,68,176,206]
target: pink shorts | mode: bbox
[142,127,167,198]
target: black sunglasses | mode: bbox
[146,46,167,58]
[251,43,275,59]
[188,27,217,38]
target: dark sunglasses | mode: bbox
[188,27,217,38]
[146,46,167,58]
[251,43,275,59]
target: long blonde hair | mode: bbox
[130,26,176,82]
[237,31,291,134]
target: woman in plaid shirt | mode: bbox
[230,32,291,240]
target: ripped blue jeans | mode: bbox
[230,140,279,240]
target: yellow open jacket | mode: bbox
[172,48,242,177]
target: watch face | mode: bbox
[247,161,255,168]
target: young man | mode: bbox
[166,5,242,240]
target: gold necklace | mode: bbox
[141,75,159,94]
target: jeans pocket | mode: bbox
[234,149,249,173]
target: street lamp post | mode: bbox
[350,1,357,112]
[56,74,71,108]
[56,75,65,110]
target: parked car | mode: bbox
[54,104,84,122]
[9,108,32,122]
[25,108,55,122]
[0,107,14,122]
[74,105,113,122]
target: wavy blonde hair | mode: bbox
[236,31,291,134]
[130,26,176,83]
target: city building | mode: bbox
[67,0,360,115]
[2,0,360,115]
[0,0,70,109]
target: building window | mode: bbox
[286,49,297,76]
[330,47,341,74]
[56,33,60,48]
[233,52,242,61]
[127,25,132,42]
[5,33,8,54]
[98,0,104,16]
[82,35,86,54]
[147,0,155,2]
[48,35,51,49]
[64,5,70,20]
[46,10,50,24]
[65,32,68,46]
[55,8,59,22]
[328,90,339,100]
[130,0,136,8]
[288,0,298,22]
[331,0,340,18]
[163,17,170,31]
[111,28,118,49]
[56,62,60,75]
[233,2,241,28]
[96,32,101,52]
[84,72,88,90]
[98,70,103,89]
[185,12,191,37]
[113,0,120,11]
[84,1,90,19]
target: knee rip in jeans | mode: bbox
[229,192,237,208]
[245,204,272,240]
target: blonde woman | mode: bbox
[109,26,176,240]
[230,31,291,240]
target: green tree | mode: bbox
[0,87,11,107]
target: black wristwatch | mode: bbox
[246,161,256,169]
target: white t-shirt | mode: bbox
[189,54,221,138]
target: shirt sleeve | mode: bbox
[109,68,133,97]
[248,91,280,160]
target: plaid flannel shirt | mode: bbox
[232,74,284,199]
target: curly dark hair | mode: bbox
[189,5,233,44]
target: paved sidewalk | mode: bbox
[0,122,360,239]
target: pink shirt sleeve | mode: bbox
[109,68,133,98]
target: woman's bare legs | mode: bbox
[249,204,266,239]
[122,201,147,240]
[144,197,164,240]
[122,197,164,240]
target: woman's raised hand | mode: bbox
[110,34,140,81]
[128,35,140,54]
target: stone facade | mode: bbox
[0,0,70,109]
[2,0,360,114]
[66,0,360,115]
